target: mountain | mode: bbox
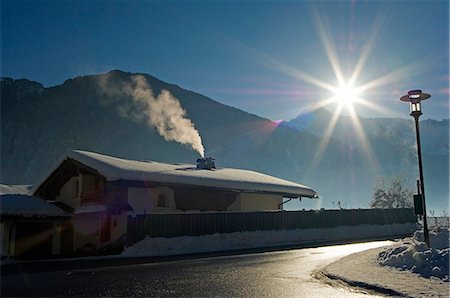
[284,108,449,211]
[286,108,449,156]
[1,70,448,211]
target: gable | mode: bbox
[33,158,104,200]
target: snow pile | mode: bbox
[377,228,449,282]
[122,223,415,257]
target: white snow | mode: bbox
[0,194,69,217]
[0,184,31,195]
[122,223,415,257]
[377,228,449,282]
[32,150,317,198]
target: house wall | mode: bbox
[235,193,282,211]
[0,222,5,257]
[174,188,237,211]
[53,177,135,253]
[128,186,175,213]
[111,213,127,240]
[154,186,175,212]
[56,174,105,209]
[57,175,81,209]
[73,217,100,251]
[52,223,62,255]
[106,183,127,203]
[226,197,241,211]
[128,188,153,213]
[80,174,105,202]
[0,221,13,258]
[81,174,99,194]
[55,173,107,253]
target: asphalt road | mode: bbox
[2,241,391,297]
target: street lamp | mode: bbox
[400,89,431,247]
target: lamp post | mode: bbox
[400,89,431,247]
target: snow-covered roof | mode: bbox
[0,184,31,195]
[0,194,70,217]
[34,150,317,198]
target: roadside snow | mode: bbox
[322,244,448,297]
[377,228,449,282]
[122,223,415,257]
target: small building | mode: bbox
[0,194,70,259]
[29,150,317,255]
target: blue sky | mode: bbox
[2,0,449,121]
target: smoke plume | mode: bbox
[99,75,205,157]
[127,75,204,157]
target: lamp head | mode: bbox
[400,90,431,118]
[400,89,431,103]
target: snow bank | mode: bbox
[122,223,415,257]
[377,228,449,282]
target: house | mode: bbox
[0,194,70,259]
[30,150,318,255]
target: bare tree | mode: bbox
[370,175,413,208]
[429,209,450,230]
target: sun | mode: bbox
[234,4,398,175]
[332,82,360,108]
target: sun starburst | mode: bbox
[331,82,360,108]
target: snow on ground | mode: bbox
[122,223,415,257]
[377,228,449,282]
[322,242,449,297]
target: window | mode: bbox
[157,194,167,208]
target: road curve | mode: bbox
[2,241,392,297]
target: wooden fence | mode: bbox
[127,208,416,245]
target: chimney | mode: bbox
[196,157,216,170]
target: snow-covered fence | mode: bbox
[127,208,416,245]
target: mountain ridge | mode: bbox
[284,107,449,157]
